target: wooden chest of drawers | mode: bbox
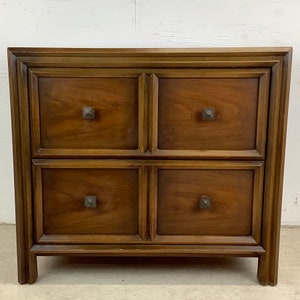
[8,47,292,285]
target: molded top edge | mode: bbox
[7,47,292,57]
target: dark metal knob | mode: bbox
[82,106,95,120]
[201,107,215,121]
[84,196,97,208]
[199,195,212,209]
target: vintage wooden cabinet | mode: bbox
[8,47,292,285]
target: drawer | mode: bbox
[150,69,269,158]
[150,161,264,244]
[33,160,147,243]
[29,70,147,157]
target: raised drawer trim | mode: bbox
[149,161,264,244]
[33,160,148,243]
[31,244,265,257]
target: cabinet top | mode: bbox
[7,47,292,57]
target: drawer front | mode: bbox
[33,160,147,243]
[39,77,138,149]
[30,70,147,156]
[150,161,264,244]
[159,78,258,150]
[151,69,269,158]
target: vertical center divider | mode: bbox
[148,74,159,240]
[149,74,159,153]
[138,165,148,240]
[138,73,149,153]
[149,165,158,241]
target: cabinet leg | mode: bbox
[257,253,278,286]
[257,255,269,285]
[17,252,37,284]
[28,253,38,284]
[17,254,28,284]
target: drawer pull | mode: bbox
[84,196,97,208]
[201,107,215,121]
[199,195,212,209]
[82,106,96,120]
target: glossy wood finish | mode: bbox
[8,47,292,285]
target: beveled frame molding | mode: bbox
[149,161,264,245]
[28,69,148,157]
[149,69,270,159]
[32,159,148,244]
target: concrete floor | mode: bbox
[0,225,299,300]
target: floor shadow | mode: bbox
[36,256,258,286]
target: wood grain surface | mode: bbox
[38,77,138,150]
[42,168,139,235]
[158,78,259,150]
[157,169,254,236]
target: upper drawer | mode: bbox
[150,69,270,159]
[29,69,147,157]
[29,68,270,159]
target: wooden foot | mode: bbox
[28,253,38,284]
[257,254,278,286]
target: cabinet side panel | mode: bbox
[7,50,31,284]
[258,49,292,286]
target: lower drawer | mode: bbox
[33,160,147,243]
[33,160,263,245]
[150,161,264,245]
